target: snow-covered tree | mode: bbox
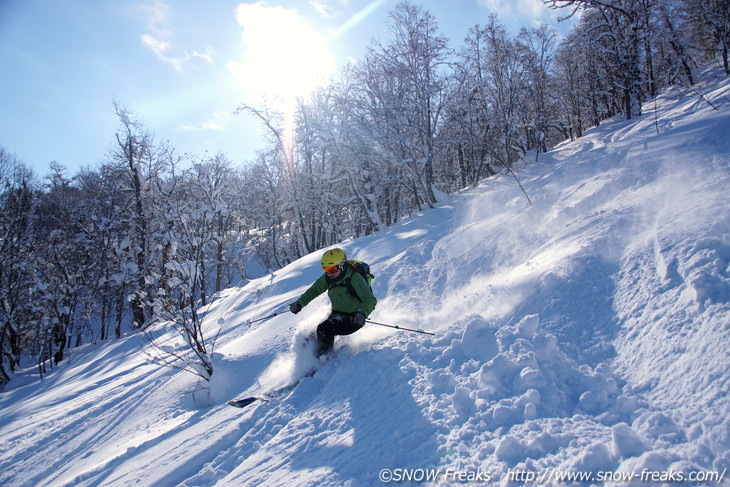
[33,163,89,369]
[684,0,730,74]
[517,23,559,155]
[108,101,175,329]
[443,25,499,188]
[359,1,452,210]
[546,0,648,119]
[479,16,531,167]
[73,165,130,340]
[0,148,37,386]
[109,102,153,328]
[144,154,247,385]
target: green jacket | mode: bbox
[296,267,377,316]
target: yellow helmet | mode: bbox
[321,248,346,271]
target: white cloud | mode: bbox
[179,121,224,131]
[191,47,215,64]
[310,0,356,21]
[141,33,183,71]
[310,1,336,19]
[478,0,558,27]
[138,0,215,71]
[139,0,171,33]
[179,111,229,132]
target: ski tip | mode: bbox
[228,397,258,408]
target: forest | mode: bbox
[1,0,728,386]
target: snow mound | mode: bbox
[400,313,647,478]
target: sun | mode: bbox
[228,3,336,103]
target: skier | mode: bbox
[289,248,377,358]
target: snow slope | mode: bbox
[1,69,729,486]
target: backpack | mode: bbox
[329,259,375,300]
[347,259,374,291]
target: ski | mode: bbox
[227,366,320,409]
[228,343,336,409]
[227,380,302,409]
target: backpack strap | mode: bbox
[344,274,360,301]
[326,266,363,301]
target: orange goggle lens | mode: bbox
[323,265,339,274]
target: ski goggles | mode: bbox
[323,265,340,274]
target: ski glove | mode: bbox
[352,312,366,326]
[290,301,302,314]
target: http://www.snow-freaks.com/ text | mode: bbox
[378,467,727,484]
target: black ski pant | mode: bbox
[315,313,363,356]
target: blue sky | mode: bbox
[0,0,575,176]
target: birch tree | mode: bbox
[363,1,451,210]
[545,0,648,119]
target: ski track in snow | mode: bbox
[1,68,730,486]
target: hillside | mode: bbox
[1,69,729,486]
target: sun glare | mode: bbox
[228,3,336,102]
[227,3,336,158]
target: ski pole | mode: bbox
[365,319,435,336]
[246,307,287,325]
